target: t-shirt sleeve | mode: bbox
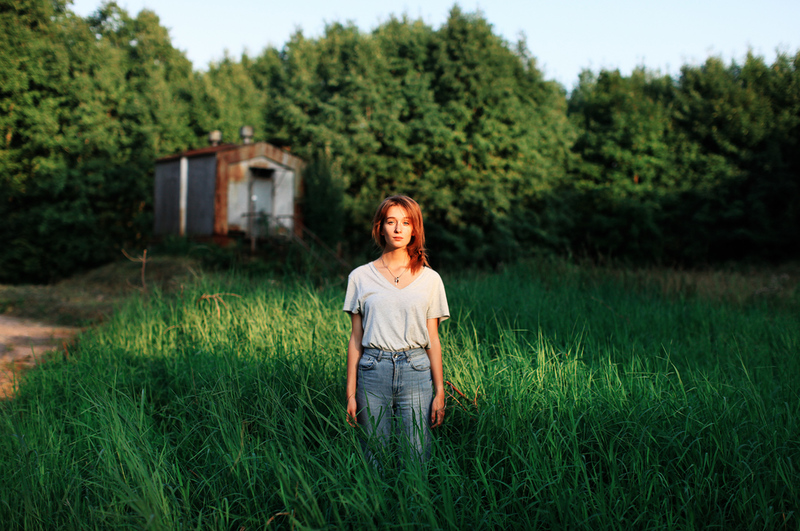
[427,273,450,323]
[343,272,361,314]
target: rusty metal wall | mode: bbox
[156,143,304,238]
[186,155,216,235]
[215,144,305,236]
[223,156,295,235]
[154,159,180,235]
[226,158,251,233]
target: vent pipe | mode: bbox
[239,125,254,145]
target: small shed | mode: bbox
[154,133,305,241]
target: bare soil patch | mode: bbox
[0,315,82,398]
[0,256,199,398]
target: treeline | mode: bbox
[2,0,798,282]
[568,60,800,263]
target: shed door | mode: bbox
[249,176,273,238]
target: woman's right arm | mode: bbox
[346,312,364,427]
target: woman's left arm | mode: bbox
[426,318,446,428]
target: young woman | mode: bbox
[344,195,449,463]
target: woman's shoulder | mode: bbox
[421,266,445,284]
[348,262,375,280]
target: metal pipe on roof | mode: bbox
[240,125,254,145]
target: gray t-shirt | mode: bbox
[343,263,449,351]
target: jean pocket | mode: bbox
[409,355,431,371]
[358,356,376,370]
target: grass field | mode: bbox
[1,258,798,530]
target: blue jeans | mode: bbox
[356,348,433,464]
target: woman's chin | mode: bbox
[384,242,408,252]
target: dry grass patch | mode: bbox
[0,256,200,326]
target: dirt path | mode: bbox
[0,316,82,399]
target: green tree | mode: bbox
[191,54,267,144]
[673,54,800,260]
[249,7,577,264]
[566,68,679,260]
[566,52,800,264]
[301,152,345,246]
[0,0,199,282]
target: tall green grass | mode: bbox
[1,260,797,529]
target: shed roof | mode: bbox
[156,142,305,172]
[156,143,239,162]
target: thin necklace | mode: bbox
[381,256,407,286]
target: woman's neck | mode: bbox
[381,249,410,269]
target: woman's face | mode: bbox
[381,205,414,251]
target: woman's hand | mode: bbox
[430,391,446,428]
[426,318,446,429]
[346,313,363,428]
[346,396,358,427]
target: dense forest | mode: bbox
[2,0,799,282]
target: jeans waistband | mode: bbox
[362,347,427,361]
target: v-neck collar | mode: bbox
[369,262,427,291]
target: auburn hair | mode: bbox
[371,195,429,274]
